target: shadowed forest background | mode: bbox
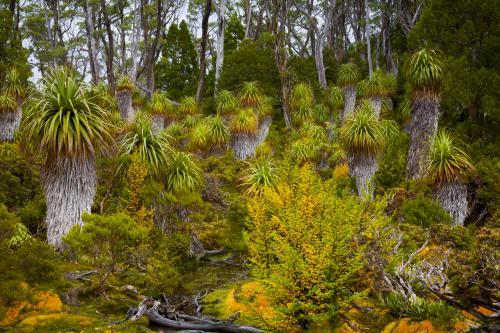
[0,0,498,332]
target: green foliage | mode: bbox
[230,108,258,134]
[381,293,458,328]
[0,93,16,113]
[116,75,135,91]
[246,164,389,328]
[178,96,200,115]
[340,102,386,155]
[405,49,443,93]
[360,70,397,98]
[207,115,229,146]
[119,113,173,179]
[375,134,408,189]
[216,89,238,114]
[220,36,280,98]
[398,195,452,227]
[155,21,199,100]
[63,213,148,290]
[337,63,361,87]
[190,120,211,151]
[240,159,278,196]
[426,130,475,184]
[326,85,344,110]
[224,14,245,54]
[239,81,264,108]
[149,92,175,118]
[23,68,112,159]
[164,151,202,193]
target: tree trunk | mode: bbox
[364,0,373,77]
[196,0,212,101]
[351,153,377,200]
[244,0,252,38]
[342,85,357,121]
[406,93,440,180]
[0,107,22,141]
[370,95,382,118]
[435,182,469,226]
[116,89,134,122]
[43,156,96,249]
[100,0,115,89]
[231,133,257,160]
[84,0,99,83]
[215,0,227,95]
[151,114,165,133]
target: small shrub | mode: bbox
[398,195,451,227]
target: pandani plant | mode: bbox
[230,107,259,160]
[22,68,113,249]
[240,159,279,196]
[337,63,361,122]
[405,49,443,180]
[1,68,26,141]
[116,74,135,122]
[426,130,475,226]
[164,150,202,194]
[216,90,238,115]
[149,92,175,132]
[360,70,397,118]
[239,81,264,108]
[290,83,315,124]
[340,101,386,200]
[178,96,200,116]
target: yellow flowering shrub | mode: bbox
[245,164,391,329]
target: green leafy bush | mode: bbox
[398,195,451,227]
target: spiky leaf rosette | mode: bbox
[165,122,184,139]
[190,120,211,151]
[165,151,202,193]
[23,68,112,159]
[399,98,411,120]
[149,92,175,118]
[182,114,202,129]
[290,139,321,163]
[257,96,274,117]
[230,108,258,134]
[406,49,443,94]
[0,94,17,113]
[313,103,330,123]
[239,81,264,107]
[291,83,314,110]
[208,115,229,145]
[216,90,238,114]
[293,105,314,123]
[361,70,397,98]
[340,102,385,155]
[241,159,278,196]
[132,90,146,109]
[337,63,361,87]
[178,96,200,115]
[117,75,135,91]
[88,81,116,111]
[119,113,172,179]
[380,119,400,141]
[5,68,25,99]
[326,85,344,110]
[427,131,475,185]
[299,122,328,143]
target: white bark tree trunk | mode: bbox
[435,181,468,226]
[342,85,357,121]
[84,0,99,83]
[43,156,96,249]
[214,0,227,94]
[365,0,373,77]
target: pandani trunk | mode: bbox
[435,181,468,226]
[42,156,96,249]
[342,85,357,121]
[116,89,134,122]
[0,106,22,141]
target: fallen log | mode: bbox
[132,299,262,333]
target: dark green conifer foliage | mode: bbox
[155,21,199,100]
[224,14,245,55]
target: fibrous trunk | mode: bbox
[351,153,377,200]
[151,114,165,133]
[406,93,440,180]
[342,85,356,121]
[43,156,96,249]
[0,107,22,141]
[370,96,382,118]
[231,116,272,160]
[116,89,134,122]
[435,181,468,226]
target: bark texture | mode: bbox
[116,89,134,122]
[342,85,356,121]
[0,107,22,141]
[435,181,468,226]
[351,153,377,200]
[151,114,165,133]
[406,93,440,180]
[43,156,96,249]
[231,116,272,160]
[370,96,382,118]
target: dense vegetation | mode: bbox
[0,0,498,332]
